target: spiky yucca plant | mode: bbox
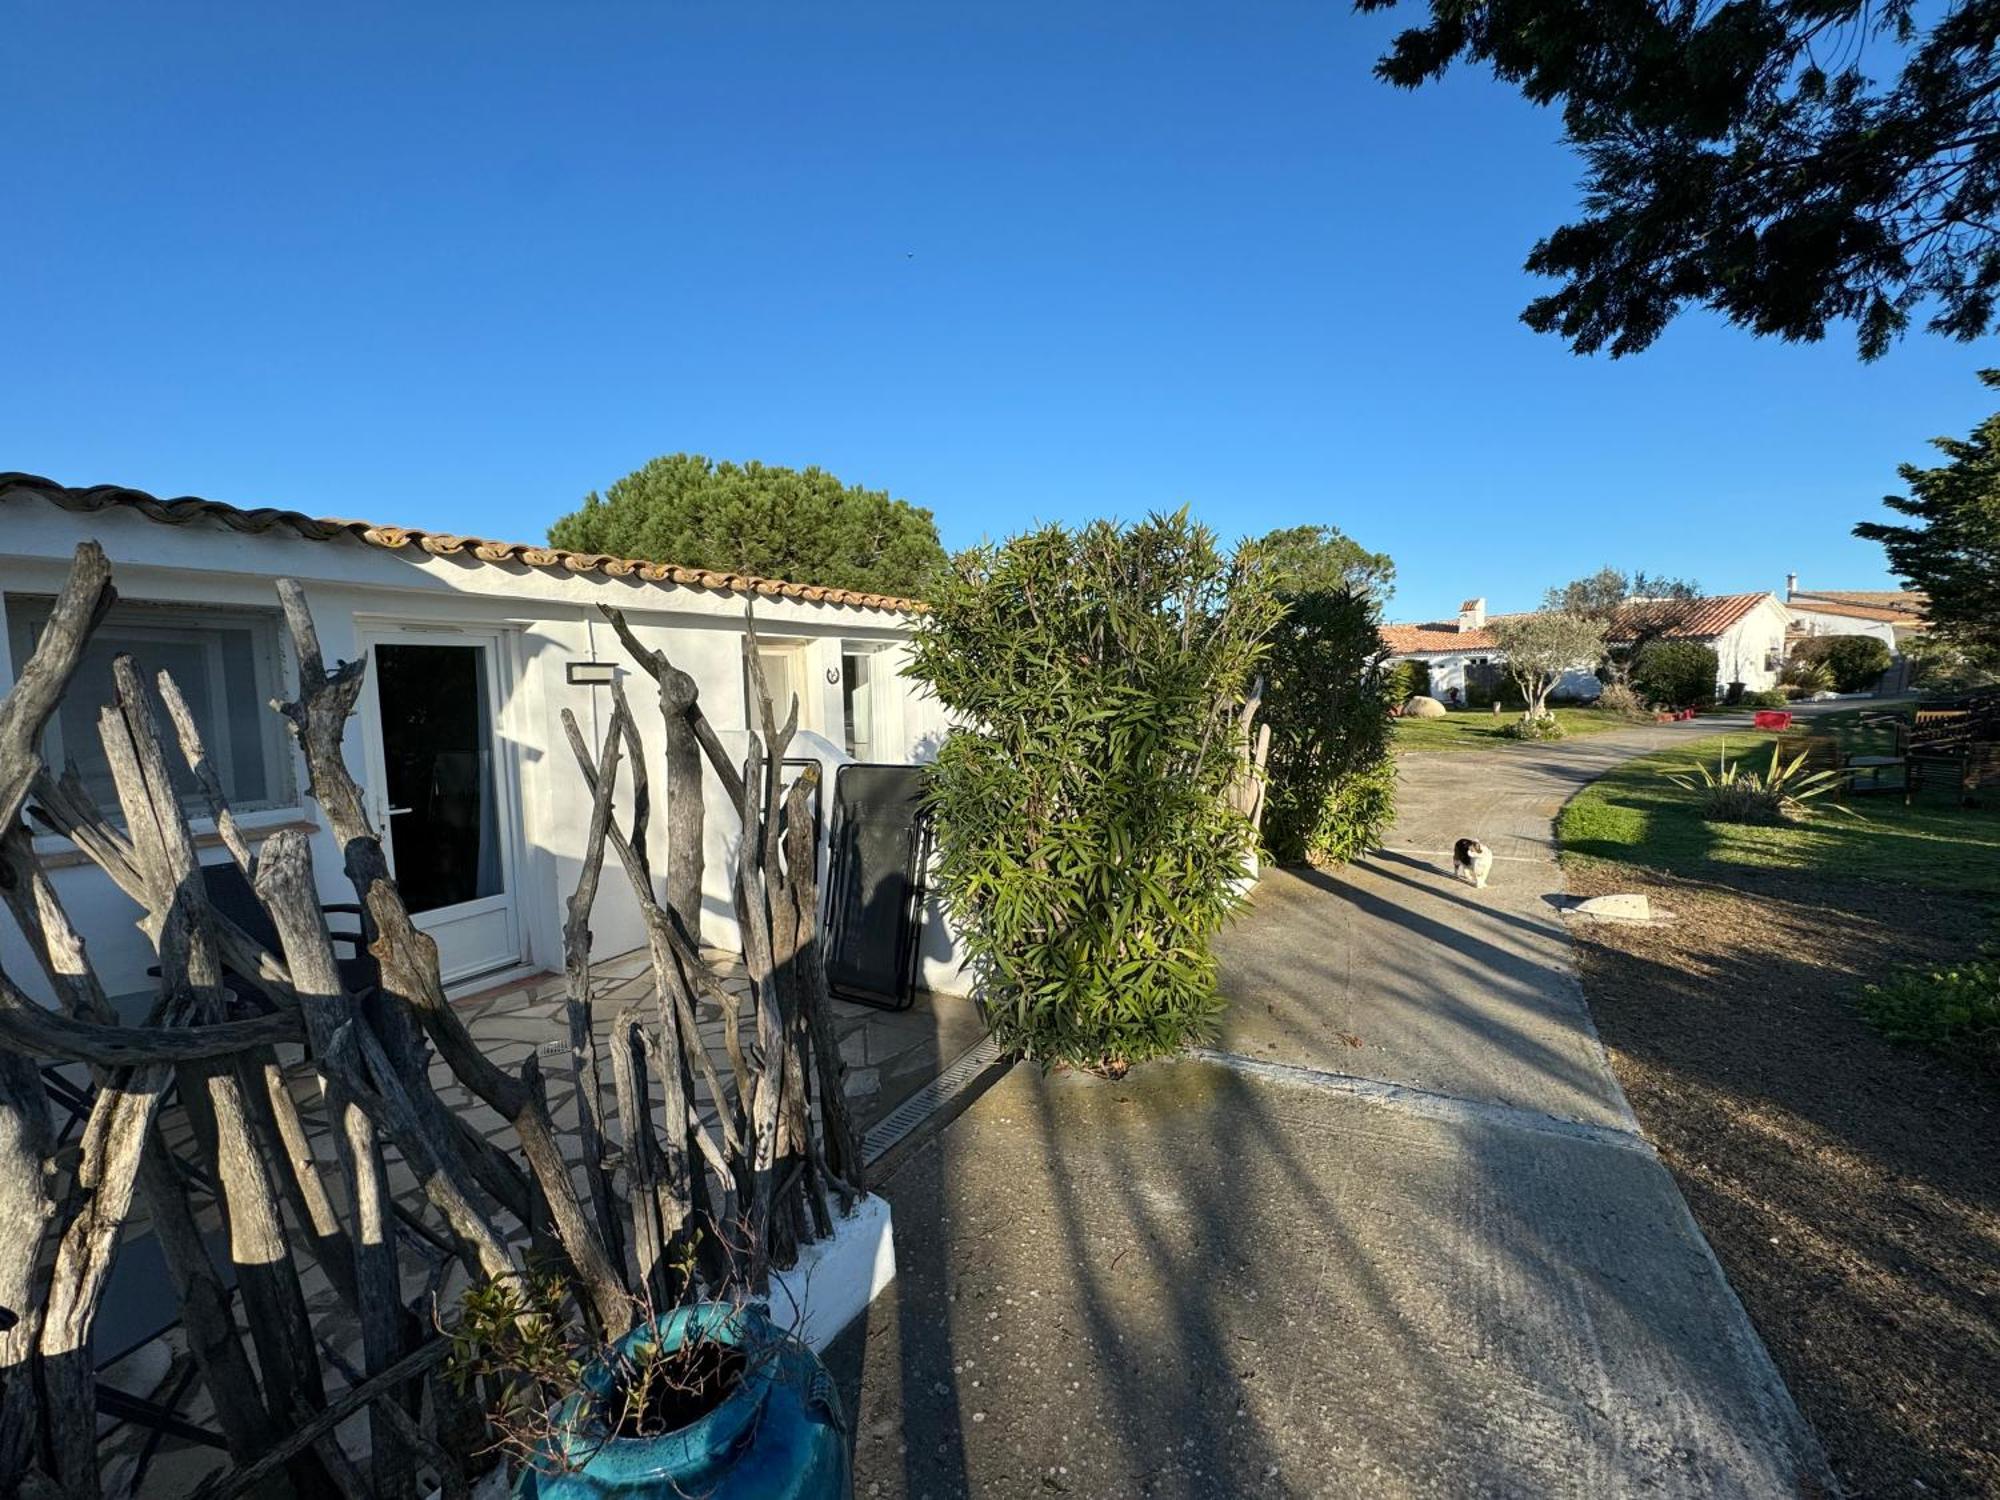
[1663,739,1856,825]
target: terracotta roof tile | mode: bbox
[1379,621,1499,653]
[1603,592,1772,640]
[1787,591,1928,624]
[1383,593,1778,656]
[0,473,925,614]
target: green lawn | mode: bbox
[1559,730,2000,896]
[1393,706,1627,754]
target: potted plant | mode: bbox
[451,1271,851,1499]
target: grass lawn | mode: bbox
[1392,705,1626,754]
[1560,729,2000,896]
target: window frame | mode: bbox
[5,593,301,820]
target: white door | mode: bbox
[358,627,525,984]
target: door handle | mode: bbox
[387,806,414,817]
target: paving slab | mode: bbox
[1215,721,1726,1129]
[835,1062,1828,1499]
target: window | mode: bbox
[841,652,875,759]
[747,641,807,730]
[7,597,297,817]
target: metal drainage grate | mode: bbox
[863,1034,1005,1165]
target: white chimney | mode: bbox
[1458,597,1486,633]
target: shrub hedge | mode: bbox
[906,512,1280,1069]
[1631,640,1719,707]
[1258,585,1397,867]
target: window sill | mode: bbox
[33,813,321,871]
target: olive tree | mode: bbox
[1492,612,1606,722]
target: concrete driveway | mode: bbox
[833,719,1835,1498]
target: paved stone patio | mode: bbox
[94,948,985,1496]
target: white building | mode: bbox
[1381,592,1793,702]
[0,474,961,1002]
[1784,576,1928,650]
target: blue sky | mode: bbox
[4,2,1987,622]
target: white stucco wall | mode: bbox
[1785,606,1898,650]
[1393,650,1601,704]
[0,496,962,1002]
[1711,599,1791,692]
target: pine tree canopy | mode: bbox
[548,453,949,599]
[1363,1,2000,358]
[1855,370,2000,654]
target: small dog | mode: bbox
[1452,837,1493,889]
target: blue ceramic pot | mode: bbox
[514,1302,850,1499]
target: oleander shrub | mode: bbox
[1384,657,1430,703]
[906,511,1280,1070]
[1297,755,1398,865]
[1631,640,1719,708]
[1259,585,1397,867]
[1859,954,2000,1070]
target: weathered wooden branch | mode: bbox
[188,1338,451,1500]
[251,831,415,1497]
[273,580,628,1336]
[0,546,117,1498]
[157,670,255,877]
[0,823,281,1485]
[559,708,627,1288]
[101,656,341,1499]
[37,1063,172,1498]
[0,543,114,832]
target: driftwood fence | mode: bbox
[0,543,865,1498]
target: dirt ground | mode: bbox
[1564,860,2000,1498]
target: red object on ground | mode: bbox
[1753,710,1794,730]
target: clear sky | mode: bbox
[4,2,1987,623]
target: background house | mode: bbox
[1603,592,1791,693]
[1784,575,1928,647]
[0,475,965,1003]
[1381,591,1792,701]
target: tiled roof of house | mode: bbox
[0,472,926,615]
[1382,592,1778,656]
[1602,592,1772,641]
[1787,589,1929,625]
[1379,620,1500,653]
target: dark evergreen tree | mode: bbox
[550,453,948,599]
[1856,372,2000,655]
[1364,1,2000,357]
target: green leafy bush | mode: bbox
[1631,639,1719,708]
[1662,738,1854,825]
[1384,657,1430,703]
[1293,755,1398,865]
[1860,955,2000,1069]
[1502,711,1565,740]
[906,512,1280,1069]
[1259,585,1397,867]
[1821,634,1894,692]
[1741,688,1789,708]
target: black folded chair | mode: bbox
[149,860,378,1011]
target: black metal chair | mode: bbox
[194,860,378,1006]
